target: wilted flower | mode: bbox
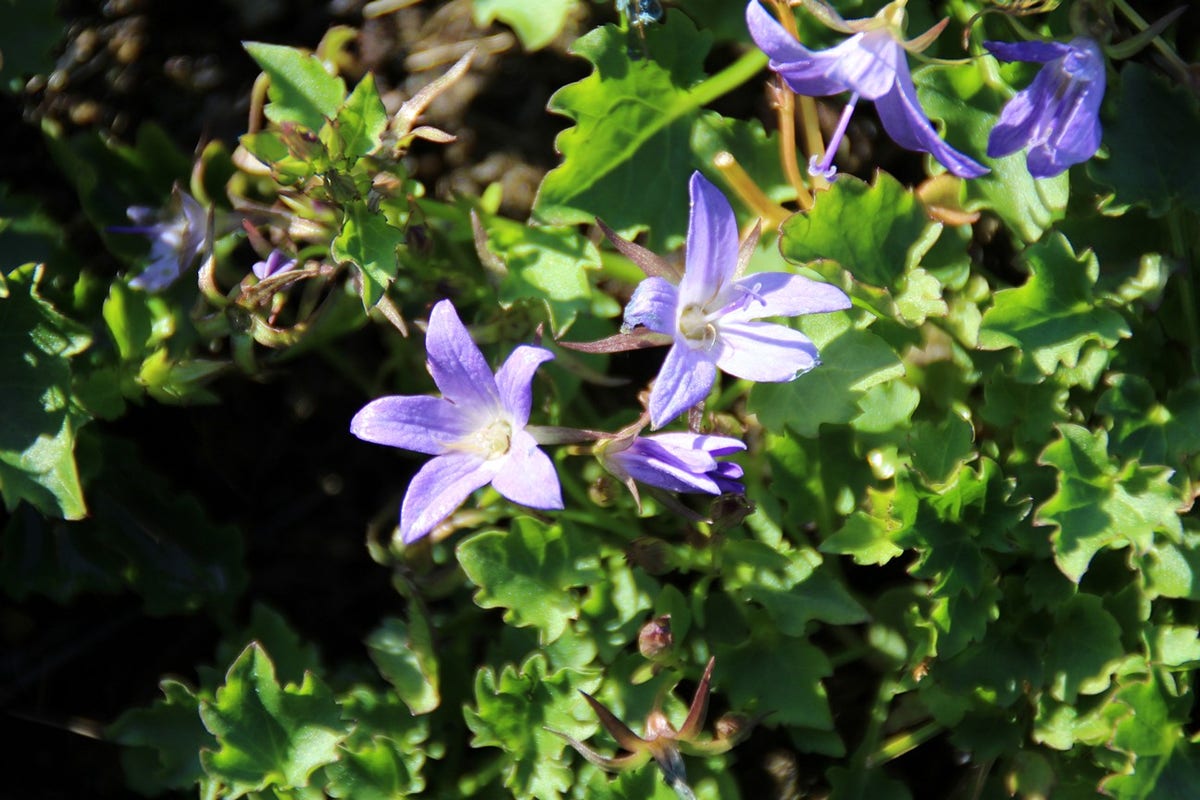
[110,187,209,292]
[746,0,989,179]
[984,37,1105,178]
[622,171,849,428]
[350,300,563,543]
[252,249,299,281]
[598,431,746,497]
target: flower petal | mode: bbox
[424,300,501,413]
[495,344,554,427]
[828,29,904,101]
[649,344,719,429]
[873,59,989,178]
[730,272,851,319]
[612,440,725,494]
[491,429,563,509]
[350,395,468,455]
[399,452,498,543]
[715,321,820,382]
[984,39,1072,65]
[679,172,740,308]
[623,276,679,335]
[746,0,849,97]
[651,432,747,458]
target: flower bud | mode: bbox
[638,614,673,661]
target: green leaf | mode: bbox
[199,644,347,798]
[324,687,431,799]
[780,172,940,293]
[908,412,975,486]
[331,202,404,309]
[480,215,604,335]
[244,42,346,133]
[0,264,89,519]
[1090,63,1200,216]
[821,484,916,566]
[464,653,600,800]
[533,12,765,248]
[335,73,388,160]
[1036,424,1184,582]
[472,0,576,50]
[366,612,440,715]
[717,632,834,731]
[915,62,1068,243]
[748,314,905,436]
[110,679,213,795]
[1044,594,1125,702]
[457,517,604,644]
[979,233,1130,382]
[1097,375,1200,470]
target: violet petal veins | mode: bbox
[622,172,850,428]
[985,38,1105,179]
[600,432,747,496]
[746,0,989,179]
[350,300,562,543]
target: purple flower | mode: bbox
[985,38,1105,179]
[623,172,850,429]
[599,432,747,496]
[746,0,988,179]
[350,300,563,543]
[252,249,298,280]
[110,187,209,292]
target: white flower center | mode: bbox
[459,418,513,460]
[678,303,717,349]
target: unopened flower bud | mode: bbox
[625,537,675,575]
[715,712,751,742]
[638,614,673,661]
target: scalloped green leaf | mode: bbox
[533,12,765,249]
[915,62,1068,243]
[1045,594,1125,703]
[464,653,600,800]
[335,73,387,160]
[979,233,1130,382]
[109,679,213,795]
[199,644,346,798]
[0,264,89,519]
[366,612,440,715]
[1090,63,1200,216]
[748,314,905,436]
[457,517,604,644]
[472,0,576,50]
[716,632,834,731]
[324,686,431,799]
[1036,424,1184,582]
[244,42,345,133]
[331,201,404,309]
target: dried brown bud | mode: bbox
[715,712,751,742]
[638,614,673,661]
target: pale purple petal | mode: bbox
[350,395,468,455]
[129,241,189,292]
[253,250,298,280]
[424,300,501,413]
[623,276,679,335]
[715,321,820,382]
[985,40,1073,65]
[651,432,747,458]
[399,452,499,543]
[649,344,719,429]
[729,272,851,320]
[608,433,746,495]
[873,59,989,178]
[987,79,1042,158]
[491,429,563,509]
[746,0,850,97]
[679,172,740,309]
[495,345,554,427]
[828,29,904,101]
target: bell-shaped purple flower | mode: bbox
[350,300,563,543]
[600,432,746,496]
[623,172,850,428]
[746,0,988,179]
[985,38,1105,179]
[110,187,209,292]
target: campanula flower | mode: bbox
[350,300,562,543]
[599,431,747,496]
[746,0,989,179]
[622,171,850,428]
[252,249,299,280]
[984,38,1105,179]
[110,187,209,292]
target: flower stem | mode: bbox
[689,49,768,108]
[798,96,830,190]
[773,79,815,211]
[713,152,789,229]
[1109,0,1191,85]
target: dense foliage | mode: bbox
[3,0,1199,798]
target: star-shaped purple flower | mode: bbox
[985,37,1105,179]
[623,172,850,428]
[110,187,209,292]
[600,432,746,497]
[350,300,563,543]
[252,249,299,280]
[746,0,988,179]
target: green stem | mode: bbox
[690,50,769,108]
[867,718,944,767]
[1109,0,1190,83]
[845,677,900,799]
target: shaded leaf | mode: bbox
[244,42,346,133]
